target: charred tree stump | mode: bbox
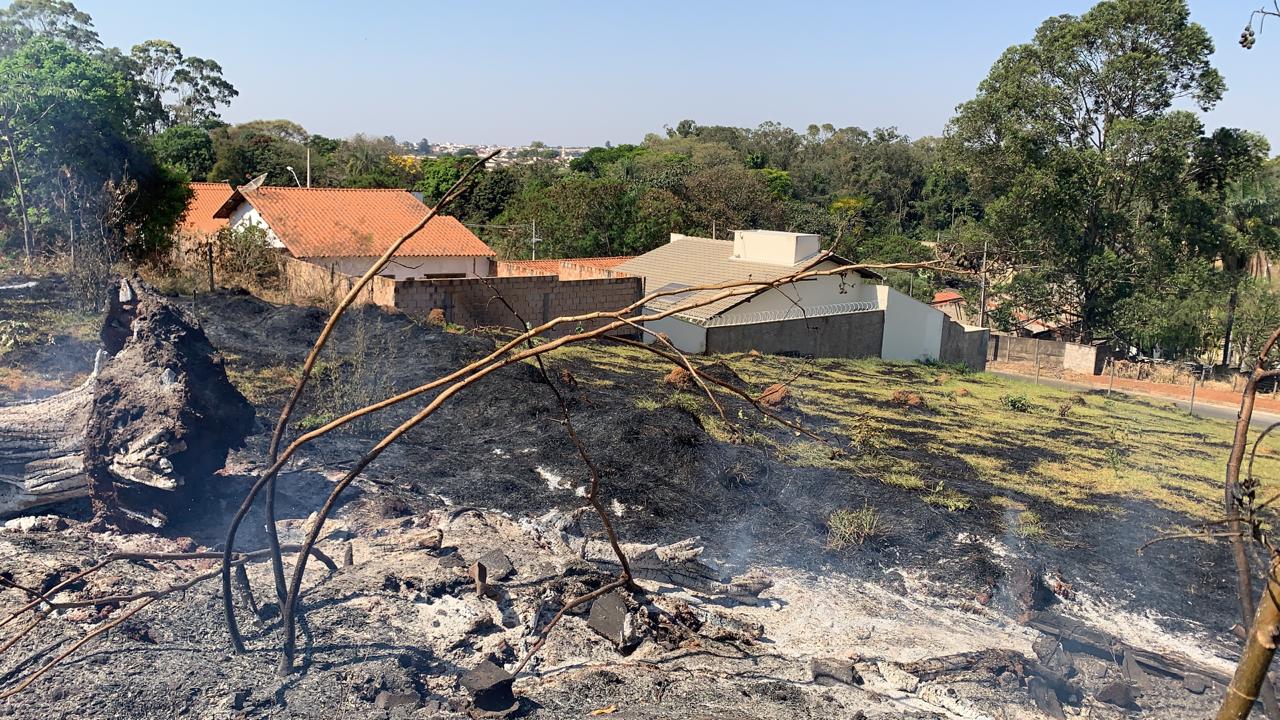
[0,278,253,526]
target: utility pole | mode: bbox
[530,219,539,260]
[978,235,990,328]
[305,146,311,188]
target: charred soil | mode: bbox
[0,283,1257,718]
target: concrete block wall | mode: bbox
[939,319,989,371]
[392,275,642,337]
[988,334,1109,375]
[704,311,885,358]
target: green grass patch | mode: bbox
[543,342,1279,521]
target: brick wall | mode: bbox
[392,275,641,336]
[493,259,634,281]
[284,256,642,337]
[280,255,396,306]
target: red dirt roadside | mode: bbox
[988,360,1280,416]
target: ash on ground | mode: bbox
[0,287,1248,718]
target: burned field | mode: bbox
[0,280,1274,718]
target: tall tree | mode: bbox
[0,36,187,268]
[948,0,1226,344]
[130,39,237,128]
[0,0,100,55]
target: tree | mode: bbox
[128,40,237,129]
[207,121,310,185]
[151,124,215,179]
[414,156,467,203]
[948,0,1226,345]
[0,0,100,55]
[1219,154,1280,363]
[0,36,187,269]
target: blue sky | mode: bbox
[57,1,1280,149]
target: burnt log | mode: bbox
[1025,611,1232,686]
[0,278,252,526]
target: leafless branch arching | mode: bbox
[221,257,942,655]
[221,150,500,652]
[263,259,943,674]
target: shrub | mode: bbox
[827,504,883,549]
[848,415,888,457]
[999,393,1032,413]
[213,224,280,283]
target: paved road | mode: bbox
[989,370,1280,429]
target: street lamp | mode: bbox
[285,166,302,188]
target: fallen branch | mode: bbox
[224,150,501,652]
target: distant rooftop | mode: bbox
[214,185,494,259]
[178,182,234,237]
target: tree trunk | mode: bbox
[1223,287,1239,368]
[0,278,254,525]
[0,375,95,513]
[3,135,33,269]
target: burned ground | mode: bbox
[0,282,1267,718]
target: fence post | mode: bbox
[1107,358,1116,398]
[1034,340,1041,384]
[1190,372,1198,416]
[206,244,215,293]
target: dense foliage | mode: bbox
[0,0,236,275]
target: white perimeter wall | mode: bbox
[877,285,944,361]
[642,314,707,354]
[632,262,950,361]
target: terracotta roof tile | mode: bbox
[219,186,495,259]
[178,182,234,236]
[931,290,965,304]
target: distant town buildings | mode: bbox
[418,142,590,167]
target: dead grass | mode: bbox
[547,342,1280,523]
[225,360,297,405]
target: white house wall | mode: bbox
[643,314,707,354]
[718,261,870,320]
[228,203,283,248]
[876,285,945,362]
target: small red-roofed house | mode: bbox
[210,183,496,279]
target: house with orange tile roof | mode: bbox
[211,182,496,280]
[176,182,234,245]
